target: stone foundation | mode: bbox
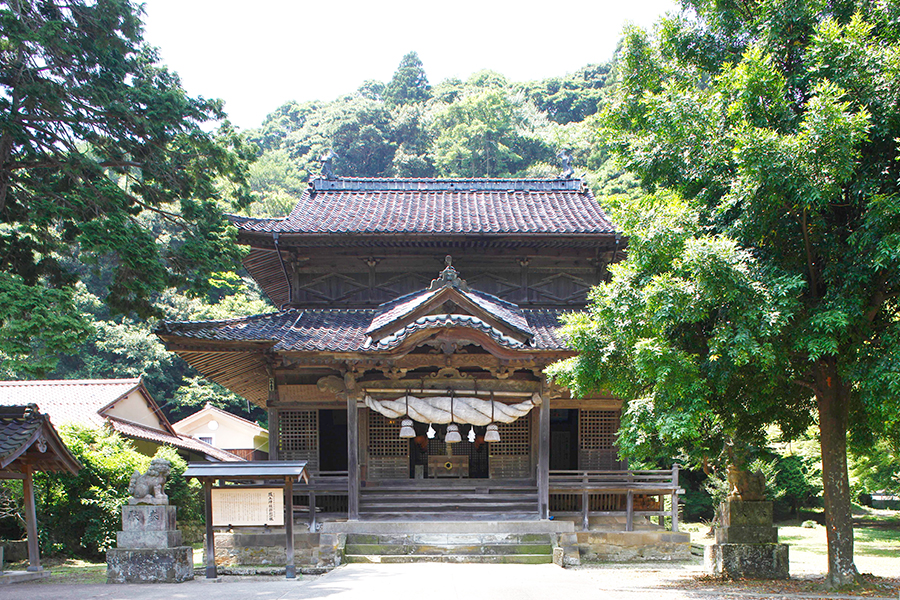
[210,531,342,568]
[706,500,789,579]
[107,503,194,583]
[705,543,789,579]
[106,547,194,583]
[563,530,691,562]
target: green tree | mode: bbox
[553,2,900,586]
[430,89,553,177]
[384,51,431,107]
[0,0,254,374]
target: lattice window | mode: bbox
[367,412,408,457]
[490,417,530,456]
[579,410,621,470]
[279,410,319,473]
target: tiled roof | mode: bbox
[0,379,239,462]
[106,417,242,462]
[231,177,616,236]
[0,404,81,472]
[0,405,44,466]
[159,307,570,352]
[367,315,526,350]
[367,286,532,340]
[0,379,140,429]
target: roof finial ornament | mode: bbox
[557,149,574,179]
[320,150,338,180]
[429,255,469,291]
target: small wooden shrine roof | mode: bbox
[183,460,308,482]
[231,177,617,240]
[0,404,81,474]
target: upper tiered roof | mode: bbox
[231,177,616,242]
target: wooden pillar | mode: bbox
[23,466,41,572]
[347,393,360,520]
[268,409,280,460]
[671,463,680,532]
[625,490,634,532]
[582,471,590,531]
[284,476,296,579]
[203,479,216,579]
[537,387,550,520]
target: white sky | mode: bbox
[141,0,678,130]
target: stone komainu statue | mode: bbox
[128,458,172,505]
[726,464,767,501]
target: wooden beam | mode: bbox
[284,476,296,579]
[23,465,41,572]
[203,479,216,579]
[347,393,360,521]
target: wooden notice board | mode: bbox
[211,487,284,526]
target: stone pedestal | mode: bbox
[705,500,788,579]
[107,505,193,583]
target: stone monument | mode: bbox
[705,466,789,579]
[106,458,194,583]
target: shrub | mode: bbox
[37,425,149,558]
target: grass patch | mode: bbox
[4,557,107,584]
[777,524,899,559]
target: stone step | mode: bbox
[343,554,553,564]
[341,532,555,564]
[344,543,553,556]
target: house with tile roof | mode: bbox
[156,175,688,564]
[0,378,241,462]
[172,403,269,460]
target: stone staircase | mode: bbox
[343,531,554,564]
[320,521,576,565]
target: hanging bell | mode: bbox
[399,418,416,438]
[445,423,462,443]
[485,423,501,442]
[426,423,436,439]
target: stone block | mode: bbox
[705,543,789,579]
[106,546,194,583]
[716,525,778,544]
[116,530,182,549]
[721,501,773,527]
[121,505,177,532]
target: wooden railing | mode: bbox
[295,471,348,530]
[549,465,684,532]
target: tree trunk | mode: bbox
[816,361,859,587]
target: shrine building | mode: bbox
[156,175,688,565]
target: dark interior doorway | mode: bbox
[318,409,348,472]
[550,409,579,470]
[409,423,489,478]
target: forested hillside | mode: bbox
[242,52,639,218]
[26,51,637,425]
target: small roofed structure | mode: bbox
[183,461,308,580]
[0,404,81,581]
